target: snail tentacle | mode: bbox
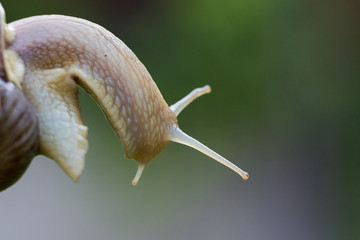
[170,85,211,117]
[169,126,249,180]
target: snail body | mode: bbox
[0,4,248,190]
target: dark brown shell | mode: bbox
[0,4,40,191]
[0,80,39,191]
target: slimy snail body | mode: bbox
[0,4,248,190]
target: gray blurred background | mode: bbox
[0,0,359,239]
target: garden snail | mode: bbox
[0,4,248,191]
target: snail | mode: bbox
[0,4,248,191]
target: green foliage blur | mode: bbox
[0,0,359,239]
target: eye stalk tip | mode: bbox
[242,172,249,180]
[203,85,211,93]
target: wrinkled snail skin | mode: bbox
[0,80,39,191]
[9,15,178,182]
[1,4,248,187]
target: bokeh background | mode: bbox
[0,0,359,239]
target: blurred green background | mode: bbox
[0,0,359,239]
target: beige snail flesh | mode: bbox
[0,3,248,188]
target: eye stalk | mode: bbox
[169,127,249,180]
[169,85,249,180]
[131,85,249,185]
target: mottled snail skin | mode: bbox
[1,4,248,187]
[0,80,39,191]
[9,15,178,181]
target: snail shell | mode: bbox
[0,79,39,191]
